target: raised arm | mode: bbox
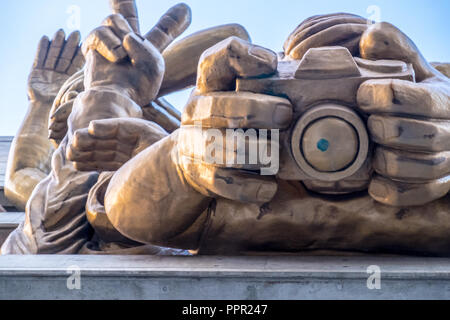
[5,30,84,210]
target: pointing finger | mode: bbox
[182,91,292,129]
[196,37,278,93]
[159,23,251,96]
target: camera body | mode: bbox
[236,46,415,194]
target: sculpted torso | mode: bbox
[2,3,450,256]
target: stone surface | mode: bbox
[1,255,450,300]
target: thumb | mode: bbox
[360,22,437,82]
[122,33,165,103]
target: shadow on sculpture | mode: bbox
[2,4,450,256]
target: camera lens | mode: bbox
[291,103,369,182]
[302,117,359,172]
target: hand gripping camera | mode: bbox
[236,46,415,194]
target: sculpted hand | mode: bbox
[67,118,168,172]
[28,29,84,103]
[82,3,191,106]
[48,70,85,144]
[284,13,369,60]
[357,22,450,206]
[179,37,293,204]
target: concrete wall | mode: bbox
[1,255,450,300]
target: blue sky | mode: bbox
[0,0,449,135]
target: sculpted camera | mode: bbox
[236,46,415,194]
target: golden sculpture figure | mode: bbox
[2,3,450,256]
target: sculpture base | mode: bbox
[1,255,450,300]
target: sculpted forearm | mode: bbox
[104,131,212,249]
[5,100,54,210]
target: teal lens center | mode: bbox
[317,139,330,152]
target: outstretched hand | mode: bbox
[28,29,84,103]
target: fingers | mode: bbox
[196,37,278,93]
[358,79,450,119]
[373,147,450,181]
[144,3,192,52]
[32,29,83,74]
[72,129,123,151]
[68,145,130,164]
[369,175,450,207]
[44,29,66,70]
[159,23,251,96]
[109,0,140,33]
[288,23,368,60]
[82,26,127,62]
[33,36,50,69]
[68,128,133,171]
[55,31,81,73]
[182,91,292,129]
[67,49,85,75]
[81,118,165,149]
[367,115,450,152]
[68,118,168,171]
[178,126,277,170]
[180,158,278,204]
[284,15,368,56]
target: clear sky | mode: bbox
[0,0,449,135]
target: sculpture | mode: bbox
[1,1,250,254]
[2,5,450,256]
[4,30,84,210]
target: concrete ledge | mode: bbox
[0,212,24,245]
[1,255,450,299]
